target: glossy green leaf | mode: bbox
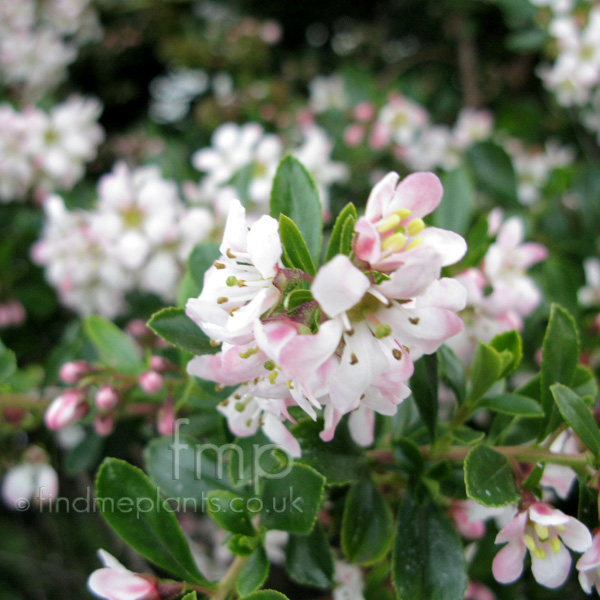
[240,591,290,600]
[147,307,219,356]
[270,155,322,263]
[342,479,394,565]
[261,463,325,534]
[551,384,600,458]
[279,214,316,276]
[393,437,425,475]
[572,364,599,399]
[95,458,213,587]
[144,435,235,501]
[392,489,467,600]
[83,315,144,375]
[464,445,520,507]
[540,304,579,439]
[292,419,369,485]
[438,345,466,404]
[181,593,197,600]
[188,242,220,290]
[325,202,357,261]
[206,489,255,534]
[451,426,485,446]
[467,141,517,199]
[468,342,504,403]
[478,394,543,417]
[237,546,270,596]
[286,521,334,588]
[489,330,522,378]
[410,354,438,440]
[434,167,474,236]
[63,430,104,475]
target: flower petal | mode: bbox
[389,172,443,218]
[247,215,281,278]
[262,413,301,458]
[420,227,467,266]
[530,540,571,589]
[559,517,593,552]
[492,540,526,584]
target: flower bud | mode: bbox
[44,389,87,430]
[59,360,89,384]
[94,414,114,437]
[157,399,174,436]
[149,356,169,372]
[95,386,119,411]
[139,371,163,394]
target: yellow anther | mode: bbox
[550,537,561,554]
[395,208,412,220]
[286,380,294,390]
[407,218,425,236]
[524,535,537,553]
[533,547,546,560]
[555,525,565,531]
[534,524,549,541]
[405,236,423,251]
[381,232,406,252]
[239,347,260,359]
[268,370,278,385]
[217,297,229,304]
[377,214,401,233]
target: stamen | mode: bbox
[234,402,246,413]
[217,297,229,304]
[533,547,546,560]
[264,360,275,371]
[350,353,359,365]
[209,339,221,347]
[377,214,401,233]
[381,232,406,252]
[268,371,278,384]
[215,384,225,392]
[375,323,392,338]
[534,524,549,541]
[408,317,420,325]
[395,208,412,220]
[226,248,236,259]
[524,535,537,553]
[229,307,240,316]
[213,261,226,269]
[392,348,403,360]
[239,347,260,359]
[550,538,561,554]
[405,236,423,251]
[286,380,294,390]
[407,218,425,236]
[226,276,238,286]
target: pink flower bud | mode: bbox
[149,356,169,372]
[44,389,87,430]
[344,124,365,147]
[94,414,114,437]
[139,371,163,394]
[95,386,119,411]
[59,360,89,384]
[157,399,175,436]
[126,319,149,338]
[353,101,375,122]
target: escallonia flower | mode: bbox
[576,528,600,595]
[492,501,592,589]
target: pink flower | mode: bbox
[492,501,592,589]
[44,388,87,430]
[88,550,159,600]
[2,456,58,509]
[59,360,89,383]
[577,529,600,595]
[540,430,579,499]
[465,581,496,600]
[95,385,119,411]
[450,500,487,540]
[139,371,163,394]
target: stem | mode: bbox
[211,555,249,600]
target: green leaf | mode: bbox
[464,445,520,507]
[95,458,213,587]
[468,342,504,403]
[181,593,197,600]
[0,348,17,382]
[279,214,316,276]
[144,435,235,501]
[237,546,270,596]
[489,330,522,378]
[83,316,144,375]
[188,243,221,290]
[466,141,517,199]
[410,354,438,441]
[261,463,326,534]
[393,437,425,475]
[478,394,543,417]
[451,426,485,446]
[572,364,598,399]
[342,479,394,565]
[63,430,104,475]
[228,533,260,556]
[240,591,290,600]
[270,155,322,263]
[551,384,600,458]
[292,419,369,485]
[392,489,467,600]
[286,521,334,588]
[539,305,579,439]
[325,202,357,261]
[434,167,475,236]
[147,307,219,356]
[438,345,466,404]
[207,490,255,535]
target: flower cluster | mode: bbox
[186,171,467,454]
[0,0,101,101]
[342,92,493,172]
[33,162,214,317]
[191,122,348,217]
[0,96,104,203]
[447,212,547,362]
